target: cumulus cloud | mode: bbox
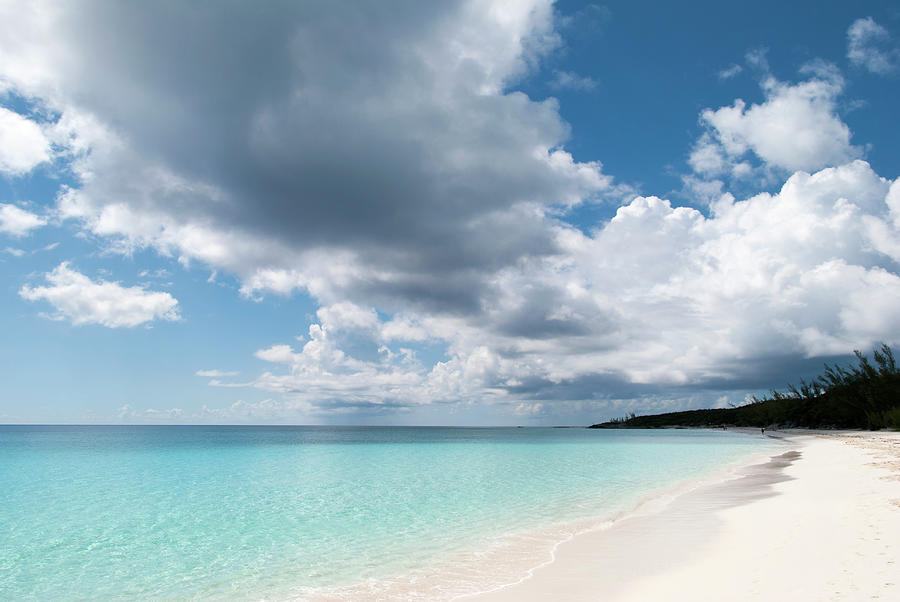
[0,203,47,237]
[691,69,860,176]
[847,17,899,75]
[244,323,436,410]
[233,160,900,413]
[2,1,899,418]
[19,262,181,327]
[0,106,51,175]
[0,0,611,315]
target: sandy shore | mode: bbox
[472,431,900,602]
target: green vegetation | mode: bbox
[590,345,900,430]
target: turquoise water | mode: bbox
[0,426,774,600]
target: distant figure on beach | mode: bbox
[761,428,765,435]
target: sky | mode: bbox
[1,0,899,426]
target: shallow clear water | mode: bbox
[0,426,774,600]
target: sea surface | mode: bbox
[0,425,777,600]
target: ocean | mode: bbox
[0,425,777,600]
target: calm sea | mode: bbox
[0,425,775,600]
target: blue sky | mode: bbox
[1,0,899,425]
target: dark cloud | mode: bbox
[10,0,604,315]
[3,1,899,420]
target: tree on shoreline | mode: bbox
[591,345,900,430]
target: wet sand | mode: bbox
[473,431,900,602]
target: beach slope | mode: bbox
[473,432,900,602]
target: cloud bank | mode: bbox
[232,160,900,414]
[0,2,898,418]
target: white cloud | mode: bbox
[2,241,58,257]
[117,403,185,423]
[744,48,769,72]
[688,134,728,176]
[2,2,900,419]
[381,315,432,342]
[116,399,318,424]
[542,160,899,370]
[549,70,597,91]
[847,17,899,75]
[195,369,239,377]
[0,106,51,176]
[315,302,380,334]
[718,64,743,80]
[0,1,613,313]
[694,71,859,174]
[0,203,47,237]
[223,159,900,412]
[19,262,181,327]
[245,322,437,409]
[200,399,312,422]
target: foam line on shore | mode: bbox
[302,431,782,601]
[474,431,900,602]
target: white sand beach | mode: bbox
[474,431,900,602]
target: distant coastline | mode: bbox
[591,345,900,431]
